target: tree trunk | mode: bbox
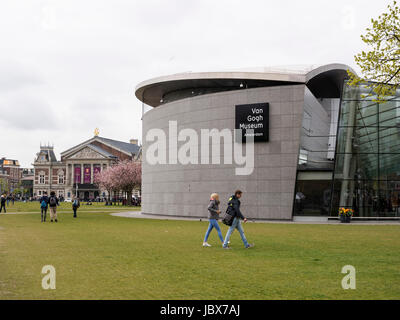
[127,190,132,206]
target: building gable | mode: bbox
[60,136,139,161]
[67,146,108,160]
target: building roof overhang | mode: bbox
[135,63,356,107]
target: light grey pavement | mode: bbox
[111,211,400,225]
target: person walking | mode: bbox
[222,190,254,249]
[202,193,224,247]
[72,196,80,218]
[39,192,49,222]
[0,194,6,213]
[48,191,59,222]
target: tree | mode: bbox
[94,168,115,204]
[0,178,9,195]
[111,161,141,206]
[348,0,400,100]
[94,161,142,206]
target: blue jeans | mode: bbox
[223,217,249,247]
[204,219,224,243]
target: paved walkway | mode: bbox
[111,211,400,225]
[2,210,399,225]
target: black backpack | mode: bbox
[49,196,57,206]
[222,196,235,226]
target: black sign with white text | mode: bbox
[235,102,269,142]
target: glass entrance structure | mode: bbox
[294,80,400,219]
[331,82,400,218]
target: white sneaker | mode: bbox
[203,242,211,247]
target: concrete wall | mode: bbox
[142,85,305,220]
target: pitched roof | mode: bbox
[96,137,140,155]
[87,144,117,159]
[61,136,140,158]
[36,148,58,162]
[47,149,58,162]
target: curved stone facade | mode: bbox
[142,85,305,219]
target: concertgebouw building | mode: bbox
[136,64,400,221]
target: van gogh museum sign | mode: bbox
[235,102,269,142]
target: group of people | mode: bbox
[39,191,80,222]
[4,188,253,249]
[203,189,254,249]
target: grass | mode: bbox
[0,205,399,300]
[1,201,137,212]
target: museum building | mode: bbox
[136,64,400,220]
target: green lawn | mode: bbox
[0,206,399,300]
[2,201,137,212]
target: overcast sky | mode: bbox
[0,0,391,167]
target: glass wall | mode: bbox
[331,82,400,217]
[294,87,340,216]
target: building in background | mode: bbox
[0,158,22,194]
[136,63,400,221]
[33,146,65,199]
[20,168,35,198]
[33,136,141,200]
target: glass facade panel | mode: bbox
[356,101,378,127]
[379,154,400,180]
[331,80,400,217]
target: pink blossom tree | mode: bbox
[94,167,115,204]
[111,160,142,206]
[94,161,141,206]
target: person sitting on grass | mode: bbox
[72,196,80,218]
[203,193,224,247]
[39,191,49,222]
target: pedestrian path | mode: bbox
[111,211,400,225]
[2,210,399,225]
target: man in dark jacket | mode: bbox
[39,192,49,222]
[222,190,254,249]
[0,194,7,213]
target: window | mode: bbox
[39,175,45,184]
[58,175,64,184]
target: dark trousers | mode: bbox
[73,207,77,217]
[41,207,47,221]
[0,204,6,213]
